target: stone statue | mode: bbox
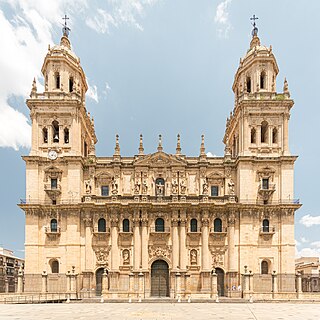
[85,179,92,194]
[134,180,140,194]
[111,177,118,195]
[228,179,235,195]
[180,179,186,194]
[172,179,178,194]
[122,249,130,265]
[156,182,164,196]
[202,178,208,195]
[142,179,148,194]
[190,249,197,265]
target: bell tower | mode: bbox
[223,17,296,204]
[24,17,97,205]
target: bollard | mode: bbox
[129,295,132,303]
[249,294,253,303]
[100,296,104,303]
[187,295,191,303]
[66,295,70,303]
[138,295,142,303]
[215,294,219,303]
[177,295,181,303]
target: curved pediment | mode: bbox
[133,151,187,167]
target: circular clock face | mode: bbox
[48,150,58,160]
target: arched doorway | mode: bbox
[216,268,225,296]
[151,260,169,297]
[95,268,105,296]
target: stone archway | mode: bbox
[151,260,169,297]
[216,267,225,296]
[95,268,105,296]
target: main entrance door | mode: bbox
[151,260,169,297]
[95,268,104,296]
[216,268,225,296]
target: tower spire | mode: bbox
[62,14,70,37]
[139,134,144,155]
[114,134,120,155]
[176,134,181,155]
[157,134,163,152]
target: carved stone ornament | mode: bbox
[94,247,111,266]
[44,166,62,182]
[210,247,226,267]
[122,249,130,265]
[148,245,172,259]
[190,249,198,265]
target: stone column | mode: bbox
[179,213,187,271]
[201,213,210,271]
[111,214,119,271]
[133,214,141,271]
[228,212,236,272]
[257,125,261,147]
[70,270,78,299]
[243,266,250,299]
[243,113,248,153]
[66,271,71,294]
[296,272,302,298]
[141,212,149,271]
[272,271,278,299]
[184,274,191,296]
[41,271,48,293]
[138,270,145,298]
[83,214,93,271]
[211,270,218,297]
[102,269,109,296]
[4,277,9,293]
[172,213,180,270]
[129,272,135,296]
[17,268,24,294]
[175,271,181,298]
[283,114,289,155]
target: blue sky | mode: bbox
[0,0,319,258]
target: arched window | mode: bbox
[55,72,60,89]
[98,218,106,232]
[272,128,278,144]
[155,218,164,232]
[261,121,268,143]
[50,219,58,232]
[52,120,59,143]
[122,219,130,232]
[51,260,59,273]
[261,260,268,274]
[246,77,251,93]
[214,218,222,232]
[190,219,198,232]
[260,71,266,89]
[43,128,48,143]
[64,128,69,144]
[69,77,74,92]
[251,128,256,144]
[155,178,165,196]
[262,219,270,232]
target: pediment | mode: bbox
[207,171,224,179]
[134,151,187,167]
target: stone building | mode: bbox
[19,22,301,299]
[0,247,24,293]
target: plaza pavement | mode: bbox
[0,302,320,320]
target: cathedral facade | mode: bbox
[20,25,301,299]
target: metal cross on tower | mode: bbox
[250,14,259,37]
[62,14,71,37]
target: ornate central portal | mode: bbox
[151,260,169,297]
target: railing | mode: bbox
[19,197,301,206]
[44,184,61,191]
[259,226,275,234]
[150,227,170,233]
[2,293,68,304]
[93,227,110,234]
[258,183,276,191]
[187,227,201,233]
[119,227,133,233]
[44,226,61,234]
[209,227,227,234]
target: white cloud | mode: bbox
[103,82,111,97]
[299,214,320,227]
[206,152,216,157]
[296,247,320,258]
[0,0,88,150]
[86,0,160,34]
[311,241,320,248]
[214,0,232,38]
[300,236,309,243]
[86,83,99,103]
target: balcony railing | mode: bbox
[93,227,110,234]
[209,227,227,234]
[259,226,275,234]
[45,226,61,235]
[150,227,170,233]
[44,184,61,191]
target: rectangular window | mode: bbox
[51,178,58,189]
[262,178,269,190]
[211,185,219,197]
[101,186,109,196]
